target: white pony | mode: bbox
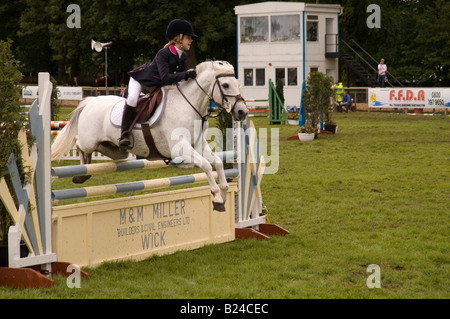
[51,61,248,211]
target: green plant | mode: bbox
[302,71,334,128]
[214,109,233,169]
[50,76,61,121]
[287,109,299,120]
[297,124,316,134]
[0,40,24,245]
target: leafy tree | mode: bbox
[0,40,24,244]
[1,0,448,87]
[413,0,450,85]
[302,71,334,129]
[16,0,56,78]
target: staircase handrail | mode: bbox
[350,39,404,87]
[341,39,378,74]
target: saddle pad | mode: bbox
[110,88,166,129]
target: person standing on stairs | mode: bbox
[377,58,387,88]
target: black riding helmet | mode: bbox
[165,19,198,40]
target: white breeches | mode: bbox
[126,77,142,107]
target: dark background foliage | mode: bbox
[0,0,448,87]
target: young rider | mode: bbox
[119,18,198,149]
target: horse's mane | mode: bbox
[196,60,235,76]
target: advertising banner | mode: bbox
[22,86,83,100]
[368,88,450,108]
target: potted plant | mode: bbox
[323,109,338,134]
[297,124,316,141]
[322,89,337,134]
[287,108,299,125]
[302,71,334,134]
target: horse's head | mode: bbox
[198,61,248,121]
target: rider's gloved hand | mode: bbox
[185,69,197,80]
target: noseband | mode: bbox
[209,73,246,115]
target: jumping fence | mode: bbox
[0,72,288,289]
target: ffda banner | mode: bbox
[368,88,450,108]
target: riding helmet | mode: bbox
[165,19,198,40]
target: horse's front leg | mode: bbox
[201,143,229,205]
[175,140,226,211]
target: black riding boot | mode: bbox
[119,103,135,149]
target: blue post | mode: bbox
[320,112,324,131]
[299,11,306,127]
[299,81,306,126]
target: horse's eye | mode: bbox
[222,83,229,89]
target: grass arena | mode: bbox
[0,74,449,299]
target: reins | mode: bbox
[176,82,209,123]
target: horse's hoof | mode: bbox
[72,175,91,184]
[212,201,226,212]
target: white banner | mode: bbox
[22,86,83,100]
[368,88,450,108]
[22,86,39,99]
[56,87,83,100]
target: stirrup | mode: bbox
[118,135,132,149]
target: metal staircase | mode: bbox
[326,34,404,87]
[339,50,379,87]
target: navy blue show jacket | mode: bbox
[128,45,188,87]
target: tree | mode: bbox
[302,71,334,129]
[0,40,24,244]
[16,0,56,79]
[2,0,448,87]
[413,0,450,85]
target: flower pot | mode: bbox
[324,123,337,134]
[298,133,315,141]
[287,119,298,125]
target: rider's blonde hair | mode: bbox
[164,34,184,48]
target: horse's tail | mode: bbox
[51,98,93,161]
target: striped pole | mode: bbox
[52,168,239,201]
[50,121,68,129]
[51,151,237,179]
[26,130,59,135]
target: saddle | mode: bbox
[127,87,163,133]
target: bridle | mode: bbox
[176,72,246,123]
[209,73,246,116]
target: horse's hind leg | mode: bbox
[72,148,93,183]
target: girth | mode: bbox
[141,123,171,162]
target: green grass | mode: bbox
[1,112,449,298]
